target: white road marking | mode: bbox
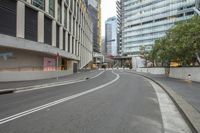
[0,71,119,125]
[116,71,192,133]
[15,71,104,93]
[89,70,104,79]
[148,79,192,133]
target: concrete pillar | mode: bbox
[37,12,44,43]
[52,20,56,47]
[45,0,49,13]
[59,26,63,49]
[74,21,76,38]
[61,0,65,25]
[55,0,58,21]
[16,1,25,38]
[67,8,70,31]
[26,0,31,3]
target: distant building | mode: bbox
[85,0,101,53]
[105,17,118,57]
[101,38,105,55]
[117,0,196,56]
[116,0,122,56]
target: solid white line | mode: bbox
[147,79,192,133]
[15,71,104,93]
[0,71,119,125]
[16,80,85,93]
[116,71,191,132]
[89,70,104,79]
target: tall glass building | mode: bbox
[85,0,101,53]
[105,17,118,56]
[118,0,196,56]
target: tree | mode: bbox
[139,45,149,67]
[149,15,200,66]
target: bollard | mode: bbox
[187,74,192,83]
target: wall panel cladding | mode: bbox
[44,16,52,45]
[25,6,38,41]
[56,24,60,48]
[0,0,16,37]
[63,30,66,50]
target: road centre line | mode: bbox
[0,71,120,125]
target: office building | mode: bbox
[105,16,118,56]
[85,0,101,52]
[0,0,93,79]
[117,0,196,56]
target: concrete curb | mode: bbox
[0,89,15,95]
[128,71,200,133]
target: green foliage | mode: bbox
[139,45,149,67]
[149,16,200,66]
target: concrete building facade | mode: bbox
[116,0,122,56]
[0,0,93,80]
[105,17,118,57]
[118,0,196,56]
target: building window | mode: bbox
[25,6,38,41]
[74,0,76,15]
[70,0,73,11]
[68,34,71,52]
[32,0,45,10]
[63,30,66,50]
[75,40,77,55]
[64,6,67,28]
[56,24,60,48]
[73,18,75,35]
[49,0,55,17]
[69,12,72,32]
[78,43,80,56]
[57,0,62,23]
[0,0,16,37]
[72,37,74,54]
[44,16,52,45]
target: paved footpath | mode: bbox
[125,70,200,132]
[0,70,103,90]
[139,73,200,113]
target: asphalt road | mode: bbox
[0,70,190,133]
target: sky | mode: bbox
[101,0,117,37]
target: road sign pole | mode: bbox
[56,53,59,80]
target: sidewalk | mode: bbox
[0,70,102,91]
[140,73,200,113]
